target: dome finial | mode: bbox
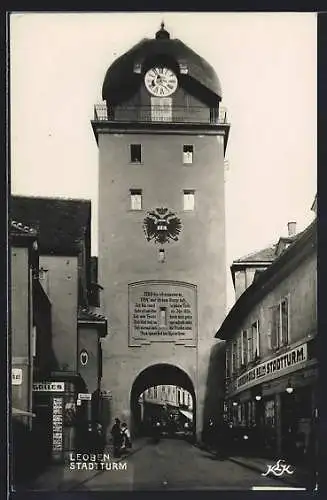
[156,21,170,40]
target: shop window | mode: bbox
[183,145,194,164]
[130,144,142,163]
[130,189,142,210]
[247,400,256,426]
[238,404,242,425]
[264,399,276,427]
[241,403,247,426]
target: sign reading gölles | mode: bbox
[129,281,197,345]
[229,342,308,395]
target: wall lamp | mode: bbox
[232,401,238,407]
[285,380,294,394]
[255,394,262,401]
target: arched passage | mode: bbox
[130,363,196,438]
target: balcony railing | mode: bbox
[93,104,228,125]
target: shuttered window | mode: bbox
[242,330,248,365]
[270,297,290,350]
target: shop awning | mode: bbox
[12,408,36,417]
[179,409,193,420]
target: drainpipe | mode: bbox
[275,393,282,456]
[28,266,34,431]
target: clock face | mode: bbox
[144,67,178,97]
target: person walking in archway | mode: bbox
[121,422,132,452]
[111,418,122,458]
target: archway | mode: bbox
[130,363,196,438]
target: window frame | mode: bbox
[225,346,231,379]
[241,330,248,365]
[150,97,172,122]
[159,306,168,328]
[130,144,142,164]
[183,190,195,211]
[232,341,237,374]
[130,189,143,210]
[270,295,290,350]
[183,144,194,165]
[251,320,260,359]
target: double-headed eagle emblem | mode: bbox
[143,208,182,244]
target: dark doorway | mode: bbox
[130,364,196,439]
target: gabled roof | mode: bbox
[275,233,301,257]
[232,244,277,265]
[11,195,91,255]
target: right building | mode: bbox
[216,213,317,464]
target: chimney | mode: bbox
[287,221,297,237]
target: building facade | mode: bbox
[141,385,193,410]
[92,24,230,438]
[11,220,39,427]
[217,219,317,463]
[11,196,108,466]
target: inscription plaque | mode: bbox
[129,281,197,345]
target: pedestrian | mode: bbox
[111,418,122,458]
[96,422,106,454]
[121,422,132,452]
[152,418,161,443]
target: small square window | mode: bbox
[130,144,142,163]
[183,190,195,211]
[130,189,142,210]
[183,145,193,164]
[159,307,167,327]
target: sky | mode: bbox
[10,12,317,309]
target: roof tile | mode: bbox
[11,195,91,254]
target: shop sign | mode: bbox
[12,368,23,386]
[52,397,63,452]
[78,393,92,401]
[33,382,65,392]
[230,343,308,394]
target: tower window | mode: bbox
[151,97,172,122]
[183,190,195,211]
[130,189,142,210]
[158,248,165,263]
[183,145,194,164]
[130,144,142,163]
[159,307,167,327]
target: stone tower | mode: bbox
[92,24,230,438]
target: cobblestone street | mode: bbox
[19,438,307,491]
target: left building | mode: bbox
[10,195,108,484]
